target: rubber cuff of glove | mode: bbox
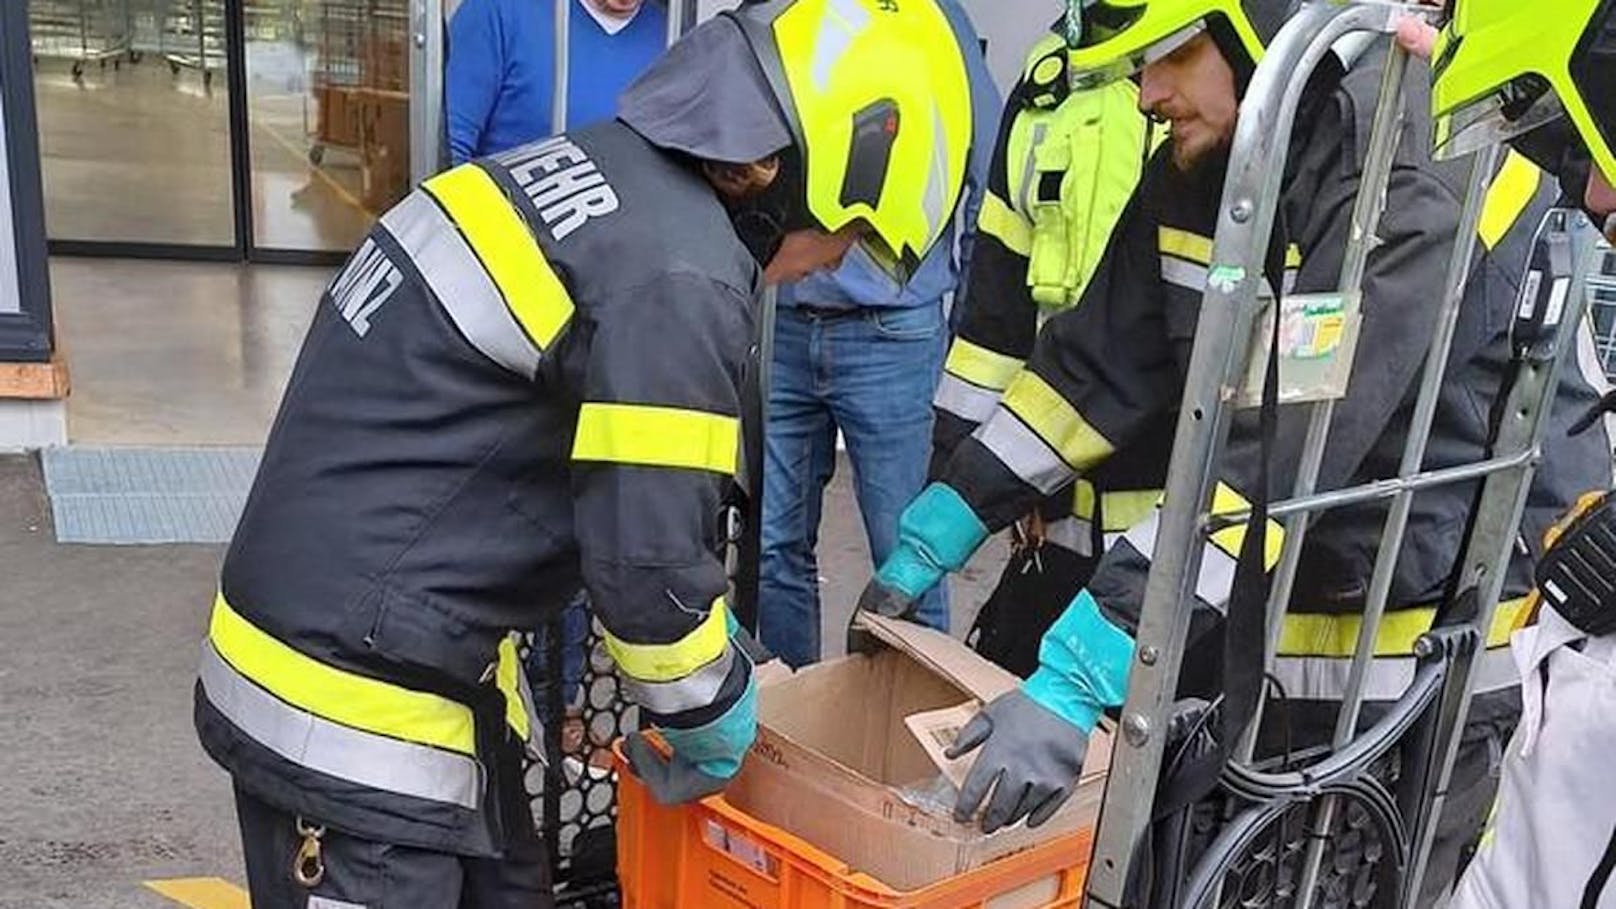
[1023,589,1135,733]
[658,678,758,780]
[875,484,989,599]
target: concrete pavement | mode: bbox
[0,451,1006,907]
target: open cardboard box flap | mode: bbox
[852,613,1022,703]
[727,613,1110,892]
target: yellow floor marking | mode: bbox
[253,118,377,219]
[144,877,250,909]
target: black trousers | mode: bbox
[232,783,554,909]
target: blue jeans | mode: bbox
[759,302,949,668]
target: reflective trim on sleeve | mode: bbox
[1161,253,1297,296]
[978,192,1033,257]
[1479,151,1542,251]
[619,644,738,716]
[1001,371,1116,472]
[1159,256,1209,293]
[380,192,541,378]
[976,406,1079,495]
[934,373,1001,424]
[1158,226,1214,265]
[571,403,739,475]
[1277,597,1530,658]
[422,163,574,351]
[199,641,483,809]
[1269,644,1519,703]
[495,635,530,742]
[1207,483,1284,569]
[1100,488,1164,533]
[1042,515,1095,557]
[603,597,730,683]
[208,594,477,755]
[945,338,1025,392]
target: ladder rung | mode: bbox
[1205,448,1536,531]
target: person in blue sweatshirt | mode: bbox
[447,0,667,165]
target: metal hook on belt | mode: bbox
[292,817,327,888]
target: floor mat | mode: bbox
[40,446,261,544]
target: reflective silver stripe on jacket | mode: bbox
[934,373,1001,425]
[1160,257,1297,296]
[1042,516,1095,557]
[1119,511,1236,609]
[618,644,739,716]
[380,192,542,379]
[1269,644,1520,703]
[199,642,483,809]
[976,406,1075,495]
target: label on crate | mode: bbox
[703,819,779,879]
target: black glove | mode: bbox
[623,731,731,806]
[846,577,918,655]
[946,688,1090,834]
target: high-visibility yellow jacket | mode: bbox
[195,122,759,856]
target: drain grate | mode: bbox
[40,446,261,544]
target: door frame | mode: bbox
[1,1,54,361]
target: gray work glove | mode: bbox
[623,731,731,806]
[846,577,917,655]
[945,688,1090,834]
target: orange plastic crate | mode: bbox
[614,743,1092,909]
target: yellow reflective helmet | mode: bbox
[1057,0,1295,91]
[1430,0,1616,184]
[727,0,975,269]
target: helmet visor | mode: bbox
[1069,21,1207,90]
[1433,76,1569,162]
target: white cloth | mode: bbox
[1451,607,1616,909]
[576,0,640,35]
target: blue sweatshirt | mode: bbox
[447,0,666,164]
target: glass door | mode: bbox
[244,0,410,254]
[29,0,238,250]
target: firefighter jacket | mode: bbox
[934,40,1614,706]
[933,28,1165,560]
[194,120,761,856]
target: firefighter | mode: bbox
[190,3,976,905]
[933,22,1164,676]
[1415,3,1616,905]
[858,0,1612,903]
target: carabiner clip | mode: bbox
[292,818,326,888]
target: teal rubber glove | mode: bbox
[625,620,764,805]
[871,483,991,602]
[852,483,988,652]
[947,589,1133,832]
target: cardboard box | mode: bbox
[725,615,1112,892]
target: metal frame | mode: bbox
[1,1,55,362]
[1082,2,1601,905]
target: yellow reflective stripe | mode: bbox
[495,636,530,741]
[1207,483,1284,569]
[1072,480,1098,520]
[1158,226,1213,265]
[1276,596,1531,658]
[208,594,476,755]
[604,597,729,683]
[422,164,574,349]
[1001,370,1116,472]
[1479,152,1542,251]
[945,338,1024,392]
[1160,225,1300,269]
[571,403,739,475]
[1101,488,1164,532]
[978,192,1033,257]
